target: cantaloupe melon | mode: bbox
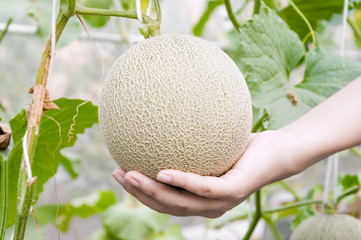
[290,214,361,240]
[99,34,252,180]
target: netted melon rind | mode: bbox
[99,34,252,180]
[290,214,361,240]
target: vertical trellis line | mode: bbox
[323,0,349,206]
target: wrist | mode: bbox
[278,127,319,175]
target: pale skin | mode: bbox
[112,76,361,218]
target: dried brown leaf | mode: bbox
[0,123,11,149]
[43,89,60,110]
[29,86,60,111]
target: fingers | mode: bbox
[112,168,126,185]
[157,170,243,200]
[112,168,228,218]
[127,171,227,217]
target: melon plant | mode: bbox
[290,214,361,240]
[99,34,252,180]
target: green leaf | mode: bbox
[290,207,315,231]
[192,0,223,37]
[35,190,116,232]
[147,225,184,240]
[102,201,169,240]
[120,0,133,11]
[88,229,118,240]
[141,0,150,12]
[349,0,361,9]
[6,98,98,227]
[263,0,282,10]
[70,190,116,218]
[297,49,361,97]
[207,202,249,229]
[239,10,305,128]
[240,10,305,108]
[354,9,361,48]
[279,0,344,40]
[79,0,113,28]
[6,111,27,228]
[239,11,361,129]
[340,174,360,191]
[60,154,81,179]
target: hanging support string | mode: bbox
[323,0,349,206]
[22,131,32,180]
[21,0,59,181]
[136,0,144,26]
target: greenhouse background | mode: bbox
[1,0,361,239]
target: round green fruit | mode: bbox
[291,214,361,240]
[99,34,252,180]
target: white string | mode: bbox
[48,0,57,78]
[10,2,57,239]
[332,154,339,203]
[248,194,254,224]
[22,130,32,179]
[51,0,57,57]
[146,0,153,16]
[322,157,332,204]
[322,0,348,205]
[136,0,144,25]
[340,0,349,57]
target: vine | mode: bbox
[0,18,12,44]
[289,0,316,49]
[224,0,241,32]
[0,153,8,240]
[12,0,162,239]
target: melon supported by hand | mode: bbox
[290,214,361,240]
[99,34,252,180]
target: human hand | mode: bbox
[112,130,303,218]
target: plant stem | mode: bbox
[279,180,302,201]
[243,190,262,240]
[0,18,12,44]
[13,177,37,240]
[260,186,359,215]
[350,147,361,158]
[27,12,69,162]
[13,11,70,240]
[262,214,284,240]
[0,154,8,240]
[224,0,240,32]
[252,112,268,133]
[289,0,316,49]
[75,6,138,19]
[253,0,261,16]
[75,4,161,38]
[263,199,322,214]
[336,185,360,203]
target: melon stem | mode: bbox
[224,0,241,32]
[243,190,262,240]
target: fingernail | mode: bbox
[127,177,140,188]
[157,173,172,184]
[113,172,125,186]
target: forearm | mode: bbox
[282,76,361,171]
